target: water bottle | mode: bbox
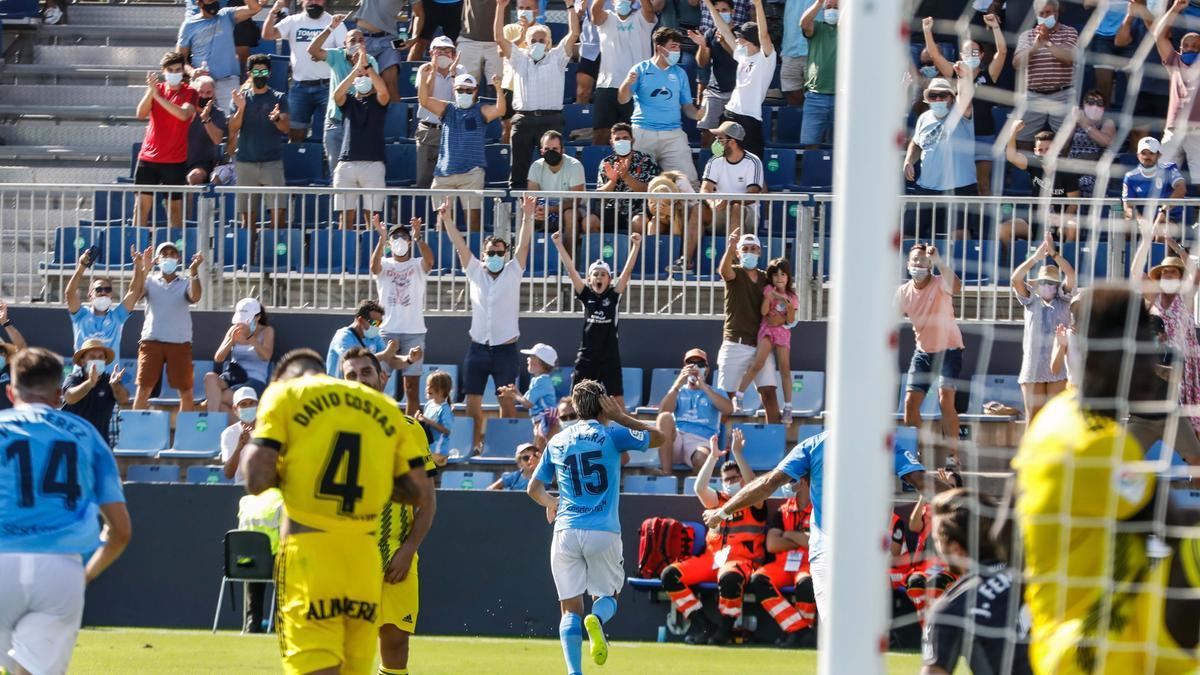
[656,625,666,642]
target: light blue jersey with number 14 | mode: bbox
[535,419,650,534]
[0,404,125,555]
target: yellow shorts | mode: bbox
[275,531,383,675]
[380,552,420,632]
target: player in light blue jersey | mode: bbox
[702,430,926,621]
[0,348,131,675]
[527,380,664,675]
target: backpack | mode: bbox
[636,517,695,578]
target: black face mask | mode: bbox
[252,75,269,89]
[198,96,213,108]
[202,1,220,14]
[543,149,562,166]
[305,4,324,18]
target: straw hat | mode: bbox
[1032,265,1062,285]
[1149,256,1188,280]
[72,338,115,367]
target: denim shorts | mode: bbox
[906,348,963,394]
[287,81,329,132]
[463,341,519,396]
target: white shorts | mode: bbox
[550,529,624,601]
[0,553,86,675]
[332,160,387,211]
[780,55,808,93]
[715,341,781,393]
[809,548,830,622]
[670,426,710,466]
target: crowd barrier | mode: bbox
[1,182,1194,321]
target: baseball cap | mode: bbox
[735,22,761,47]
[738,233,762,249]
[683,348,709,365]
[520,343,559,367]
[233,386,258,405]
[587,260,612,276]
[154,241,179,257]
[232,297,261,325]
[430,35,456,50]
[453,73,477,89]
[715,120,746,141]
[1138,136,1162,154]
[387,222,412,238]
[925,77,955,95]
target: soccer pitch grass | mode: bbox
[69,628,929,673]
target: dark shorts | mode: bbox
[906,348,963,394]
[217,361,267,397]
[186,160,215,177]
[464,341,519,396]
[573,355,623,397]
[1086,34,1129,71]
[592,87,633,129]
[134,159,187,200]
[577,53,600,80]
[418,0,464,41]
[233,16,260,48]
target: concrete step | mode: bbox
[0,166,124,186]
[34,45,166,67]
[0,121,145,148]
[67,4,186,29]
[0,65,158,86]
[0,84,147,108]
[38,24,180,47]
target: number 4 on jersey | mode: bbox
[316,432,364,514]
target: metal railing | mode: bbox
[1,182,1194,321]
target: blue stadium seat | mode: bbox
[125,463,180,483]
[383,102,410,142]
[114,410,171,457]
[549,367,574,400]
[484,116,503,143]
[308,230,374,274]
[713,368,760,413]
[251,229,305,272]
[185,465,235,485]
[633,234,680,280]
[290,192,335,226]
[951,239,997,285]
[636,368,683,414]
[1061,241,1113,283]
[580,232,629,275]
[689,235,728,280]
[581,145,610,188]
[160,227,198,261]
[93,189,134,222]
[385,143,418,187]
[962,373,1022,421]
[760,106,776,145]
[563,60,578,103]
[427,230,481,275]
[682,475,721,495]
[268,53,289,92]
[50,226,104,269]
[622,367,643,410]
[893,375,944,421]
[159,412,226,458]
[129,142,141,178]
[485,145,511,187]
[220,228,253,271]
[0,0,40,19]
[732,423,787,470]
[527,230,561,277]
[478,418,534,464]
[283,143,326,186]
[97,226,152,270]
[399,61,423,98]
[152,360,214,405]
[789,371,825,417]
[547,21,568,43]
[623,446,660,468]
[444,416,475,459]
[774,106,803,147]
[440,470,495,489]
[797,149,831,192]
[563,104,593,145]
[623,475,678,494]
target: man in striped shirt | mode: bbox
[1013,0,1078,145]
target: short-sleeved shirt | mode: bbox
[912,109,976,191]
[895,276,965,353]
[533,418,650,533]
[1166,50,1200,127]
[1023,157,1081,207]
[598,151,660,191]
[922,564,1034,675]
[509,43,572,111]
[377,257,428,335]
[525,373,557,420]
[323,48,380,123]
[325,326,388,377]
[726,47,773,119]
[232,88,288,163]
[253,374,412,534]
[595,11,655,88]
[630,60,693,131]
[141,274,194,343]
[527,155,586,192]
[0,404,125,555]
[804,21,837,95]
[1016,288,1072,385]
[1015,24,1078,93]
[177,8,241,80]
[70,305,131,364]
[187,103,228,167]
[1122,162,1185,219]
[422,399,454,455]
[780,0,816,58]
[338,93,388,163]
[60,368,119,442]
[672,387,722,438]
[219,422,248,483]
[139,83,198,164]
[704,28,738,94]
[576,286,620,361]
[274,13,344,82]
[702,151,764,193]
[500,469,531,491]
[436,103,488,177]
[723,265,769,343]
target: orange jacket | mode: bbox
[706,493,768,565]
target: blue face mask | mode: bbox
[248,318,258,334]
[1036,14,1056,29]
[929,101,949,117]
[517,8,534,22]
[735,45,750,60]
[964,56,981,70]
[823,8,838,24]
[353,76,372,95]
[1183,51,1199,66]
[718,11,731,22]
[740,252,759,268]
[158,258,179,275]
[486,255,505,273]
[615,0,631,14]
[665,50,681,65]
[237,406,257,423]
[364,324,381,339]
[529,42,547,61]
[919,65,937,78]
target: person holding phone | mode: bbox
[65,245,149,371]
[656,347,732,474]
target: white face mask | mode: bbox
[1160,277,1183,294]
[1140,162,1160,176]
[613,139,632,156]
[529,41,547,61]
[91,295,113,312]
[237,406,258,423]
[87,359,106,375]
[163,71,184,87]
[722,481,742,497]
[454,92,474,108]
[1084,105,1104,121]
[1038,284,1059,300]
[390,236,410,257]
[908,266,930,281]
[435,54,453,69]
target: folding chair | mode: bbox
[212,530,276,634]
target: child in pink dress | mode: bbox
[735,258,799,422]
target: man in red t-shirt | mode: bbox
[134,51,198,229]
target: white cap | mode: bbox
[233,386,258,405]
[430,35,456,50]
[587,260,612,276]
[1138,136,1162,154]
[738,233,762,249]
[232,297,261,325]
[453,73,477,89]
[519,342,558,367]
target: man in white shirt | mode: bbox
[704,0,773,157]
[527,130,598,252]
[416,36,466,188]
[495,0,579,188]
[589,0,656,146]
[370,215,434,414]
[701,120,763,229]
[262,0,346,143]
[220,386,259,483]
[441,196,533,450]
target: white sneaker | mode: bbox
[782,406,793,425]
[733,392,745,413]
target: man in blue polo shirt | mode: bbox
[618,27,701,183]
[64,245,150,371]
[1122,136,1187,227]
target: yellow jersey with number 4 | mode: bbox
[255,374,411,534]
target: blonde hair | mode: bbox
[427,370,453,399]
[646,171,691,225]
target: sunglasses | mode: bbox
[92,286,113,293]
[926,92,951,101]
[368,319,382,327]
[1084,98,1104,106]
[250,69,270,76]
[685,360,707,368]
[518,454,536,463]
[486,250,506,258]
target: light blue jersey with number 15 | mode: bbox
[535,419,650,534]
[0,404,125,555]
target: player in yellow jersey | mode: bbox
[1013,288,1200,674]
[241,348,429,675]
[339,347,438,675]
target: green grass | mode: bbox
[69,628,928,674]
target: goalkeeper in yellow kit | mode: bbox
[1014,287,1200,674]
